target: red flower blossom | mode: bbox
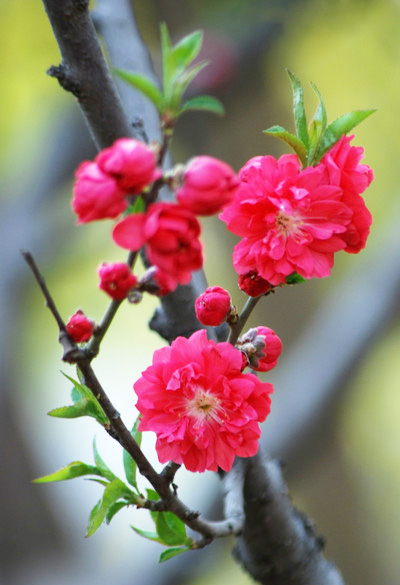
[112,202,203,286]
[238,326,282,372]
[176,155,238,216]
[134,329,273,472]
[195,286,231,326]
[98,262,137,301]
[96,138,161,194]
[238,271,271,297]
[66,310,94,343]
[319,135,373,253]
[220,154,353,285]
[72,161,128,223]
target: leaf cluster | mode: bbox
[114,24,224,127]
[264,70,376,167]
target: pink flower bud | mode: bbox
[98,262,138,301]
[66,310,94,343]
[176,155,238,216]
[238,271,271,297]
[72,161,128,223]
[139,266,178,297]
[195,286,231,326]
[238,326,282,372]
[96,138,161,193]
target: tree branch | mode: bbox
[41,0,133,148]
[233,453,345,585]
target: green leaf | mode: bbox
[171,30,203,70]
[155,512,188,546]
[180,95,225,116]
[86,479,134,537]
[169,60,209,112]
[146,488,160,501]
[317,109,376,159]
[159,546,191,563]
[123,416,142,489]
[161,23,174,98]
[33,461,100,483]
[54,372,109,426]
[105,501,128,524]
[263,125,307,165]
[114,69,165,111]
[285,272,306,285]
[287,70,309,148]
[93,437,117,482]
[131,525,163,543]
[306,82,328,166]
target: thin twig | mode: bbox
[228,295,263,346]
[23,249,243,542]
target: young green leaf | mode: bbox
[285,272,307,285]
[86,479,135,537]
[170,30,203,70]
[160,23,174,99]
[155,512,188,546]
[56,372,109,425]
[123,417,142,490]
[169,60,209,112]
[105,501,128,525]
[159,546,191,563]
[263,125,307,165]
[113,69,165,111]
[317,109,376,159]
[93,437,117,482]
[180,95,225,116]
[306,82,328,165]
[131,525,163,543]
[287,70,309,148]
[33,461,100,483]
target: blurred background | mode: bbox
[1,0,400,584]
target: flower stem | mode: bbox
[227,295,263,346]
[86,250,138,359]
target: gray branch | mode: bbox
[233,453,344,585]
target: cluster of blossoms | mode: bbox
[220,135,373,286]
[66,129,373,474]
[71,138,238,302]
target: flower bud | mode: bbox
[195,286,231,326]
[66,310,94,343]
[72,161,128,223]
[98,262,138,300]
[238,326,282,372]
[238,271,271,297]
[96,138,161,194]
[176,155,238,216]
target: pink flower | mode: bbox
[238,327,282,372]
[72,161,128,223]
[238,271,271,297]
[66,310,94,343]
[319,135,373,253]
[134,330,273,472]
[195,286,231,326]
[98,262,137,301]
[112,202,203,285]
[176,155,238,216]
[220,154,353,285]
[96,138,161,193]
